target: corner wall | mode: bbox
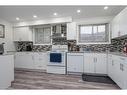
[0,18,15,52]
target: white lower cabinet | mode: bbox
[108,54,114,80]
[15,52,34,69]
[84,53,107,75]
[33,52,47,70]
[0,55,14,89]
[108,54,127,89]
[95,54,107,74]
[67,53,84,73]
[84,53,95,73]
[14,52,47,70]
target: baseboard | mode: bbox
[14,68,47,73]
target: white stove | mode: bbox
[47,45,68,74]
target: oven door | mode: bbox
[48,52,65,66]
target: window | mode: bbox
[33,26,51,45]
[78,24,110,44]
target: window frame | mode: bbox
[32,25,52,45]
[77,23,111,45]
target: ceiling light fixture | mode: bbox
[33,15,37,18]
[16,17,20,20]
[77,10,81,13]
[104,6,108,10]
[53,13,58,16]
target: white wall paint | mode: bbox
[74,16,114,25]
[13,17,72,27]
[0,18,15,52]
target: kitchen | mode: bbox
[0,6,127,90]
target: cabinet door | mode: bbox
[33,53,47,70]
[0,55,14,89]
[84,53,95,74]
[13,27,23,41]
[67,22,77,40]
[119,8,127,36]
[67,53,84,72]
[13,27,32,41]
[124,62,127,89]
[95,54,107,74]
[111,14,120,38]
[108,54,112,77]
[15,53,34,69]
[111,55,119,83]
[117,57,126,89]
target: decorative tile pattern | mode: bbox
[111,37,127,52]
[14,42,33,52]
[14,37,127,52]
[14,42,51,52]
[32,45,52,52]
[79,44,111,52]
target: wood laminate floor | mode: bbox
[9,69,120,89]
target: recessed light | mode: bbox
[53,13,58,16]
[33,15,37,18]
[77,10,81,13]
[16,17,20,20]
[104,6,108,10]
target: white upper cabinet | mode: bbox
[119,8,127,36]
[111,8,127,38]
[111,14,120,38]
[67,22,77,40]
[13,26,33,41]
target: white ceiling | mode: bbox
[0,6,125,23]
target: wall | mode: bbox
[74,16,113,25]
[0,18,15,52]
[13,17,72,27]
[14,16,114,52]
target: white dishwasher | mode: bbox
[67,52,84,74]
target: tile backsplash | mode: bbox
[15,36,127,52]
[15,42,51,52]
[111,37,127,52]
[79,44,112,52]
[32,45,52,52]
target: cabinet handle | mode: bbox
[120,63,124,71]
[112,60,114,66]
[121,64,124,71]
[96,58,97,62]
[14,56,16,59]
[120,58,125,60]
[32,56,34,60]
[120,63,122,70]
[94,58,95,62]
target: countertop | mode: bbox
[0,53,14,56]
[109,52,127,57]
[8,51,48,53]
[67,51,127,57]
[6,51,127,57]
[67,51,108,54]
